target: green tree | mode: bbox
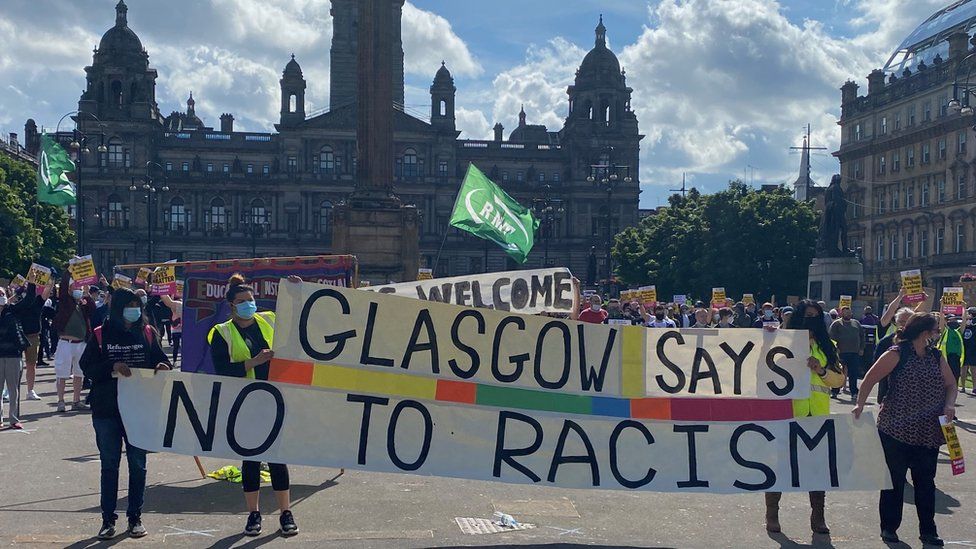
[0,153,75,278]
[613,182,818,303]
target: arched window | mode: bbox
[403,148,418,178]
[289,94,297,113]
[169,197,187,231]
[111,80,123,106]
[319,200,333,234]
[107,194,124,228]
[208,197,227,232]
[319,146,335,174]
[107,138,123,167]
[249,198,269,226]
[439,100,447,116]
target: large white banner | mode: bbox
[274,281,810,399]
[118,370,891,493]
[363,268,575,315]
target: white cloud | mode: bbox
[402,3,482,78]
[455,107,492,140]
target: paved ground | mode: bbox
[2,358,975,548]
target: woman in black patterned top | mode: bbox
[853,313,958,547]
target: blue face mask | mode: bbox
[123,307,142,323]
[236,300,257,320]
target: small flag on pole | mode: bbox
[36,134,77,206]
[449,164,539,263]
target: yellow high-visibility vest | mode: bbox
[793,341,832,418]
[207,311,275,379]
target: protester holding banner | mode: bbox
[765,299,845,536]
[79,288,171,539]
[853,313,958,546]
[53,271,95,412]
[207,274,299,537]
[0,286,28,429]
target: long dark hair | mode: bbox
[787,299,839,370]
[897,313,938,344]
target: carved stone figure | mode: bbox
[816,174,850,257]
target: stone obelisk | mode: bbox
[331,0,419,283]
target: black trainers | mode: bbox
[280,510,299,537]
[128,519,147,538]
[244,511,262,536]
[97,520,116,540]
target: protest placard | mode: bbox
[68,255,97,288]
[175,279,185,297]
[118,369,891,494]
[742,294,754,305]
[711,288,726,307]
[10,274,26,288]
[135,267,152,287]
[365,268,575,315]
[901,270,924,303]
[418,268,433,281]
[111,273,132,290]
[941,287,964,316]
[274,281,810,400]
[673,295,687,306]
[838,295,852,310]
[151,264,177,296]
[941,416,965,475]
[26,263,52,287]
[639,286,657,306]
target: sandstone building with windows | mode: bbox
[23,1,642,282]
[835,1,976,297]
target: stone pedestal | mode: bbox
[807,257,864,311]
[332,202,419,285]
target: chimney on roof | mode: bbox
[8,133,18,149]
[220,113,234,133]
[493,123,504,142]
[841,80,859,105]
[949,31,970,60]
[867,69,886,95]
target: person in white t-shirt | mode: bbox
[646,304,676,328]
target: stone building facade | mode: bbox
[26,1,642,281]
[834,1,976,297]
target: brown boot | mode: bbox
[809,491,829,534]
[764,492,782,533]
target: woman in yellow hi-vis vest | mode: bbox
[764,299,845,536]
[208,274,299,538]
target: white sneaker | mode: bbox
[27,390,41,401]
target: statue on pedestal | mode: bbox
[816,174,851,258]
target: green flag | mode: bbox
[450,163,539,263]
[37,134,77,206]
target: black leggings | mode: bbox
[241,461,289,492]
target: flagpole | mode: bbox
[431,230,449,275]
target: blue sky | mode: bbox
[0,0,952,207]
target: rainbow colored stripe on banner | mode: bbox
[268,358,796,422]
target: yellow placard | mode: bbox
[639,285,657,305]
[941,416,965,475]
[418,268,433,281]
[68,255,98,287]
[901,269,924,303]
[839,295,852,310]
[11,274,26,288]
[135,267,152,287]
[941,287,964,316]
[741,293,754,305]
[26,263,52,286]
[111,273,132,290]
[712,287,726,306]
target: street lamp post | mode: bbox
[587,148,632,294]
[56,111,107,256]
[532,183,564,267]
[129,161,169,263]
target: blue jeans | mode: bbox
[92,416,147,523]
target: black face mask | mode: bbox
[655,313,665,320]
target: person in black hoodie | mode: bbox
[79,288,170,540]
